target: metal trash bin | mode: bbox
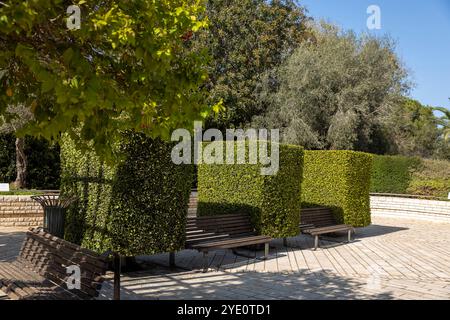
[31,194,77,238]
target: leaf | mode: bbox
[63,48,74,65]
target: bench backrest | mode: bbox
[300,207,337,227]
[186,213,255,246]
[18,228,108,299]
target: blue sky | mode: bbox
[300,0,450,110]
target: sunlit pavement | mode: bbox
[1,217,450,300]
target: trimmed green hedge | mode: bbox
[407,158,450,198]
[370,155,421,194]
[197,141,303,238]
[302,150,373,227]
[60,133,193,256]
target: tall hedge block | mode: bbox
[60,133,193,256]
[302,150,373,227]
[197,142,303,238]
[370,155,422,194]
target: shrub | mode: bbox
[24,137,60,189]
[60,133,193,256]
[407,159,450,198]
[302,150,373,227]
[0,134,60,189]
[370,155,421,194]
[0,133,16,183]
[197,141,303,238]
[370,155,449,198]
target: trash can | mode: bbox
[31,194,77,238]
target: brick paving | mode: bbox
[1,217,450,300]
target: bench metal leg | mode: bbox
[263,243,269,259]
[169,252,175,267]
[283,237,287,247]
[202,251,208,273]
[348,229,352,243]
[113,253,121,301]
[313,235,319,250]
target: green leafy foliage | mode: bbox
[302,150,373,227]
[371,155,450,198]
[370,155,421,194]
[194,0,311,129]
[0,0,213,160]
[254,23,410,152]
[0,133,15,182]
[60,132,193,256]
[0,133,60,189]
[197,142,303,238]
[24,136,60,189]
[384,98,441,157]
[432,103,450,142]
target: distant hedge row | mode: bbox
[0,133,60,189]
[197,141,304,238]
[60,133,193,256]
[370,155,421,194]
[301,150,373,227]
[370,155,449,198]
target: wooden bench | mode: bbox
[181,213,272,272]
[0,227,108,300]
[300,207,354,250]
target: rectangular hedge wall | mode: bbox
[60,133,193,256]
[197,141,303,238]
[302,150,373,227]
[370,155,422,194]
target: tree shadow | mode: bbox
[99,266,394,300]
[354,224,408,239]
[0,229,26,262]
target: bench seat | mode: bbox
[0,261,82,300]
[192,235,272,250]
[303,224,353,235]
[178,213,272,272]
[300,207,355,250]
[0,228,108,300]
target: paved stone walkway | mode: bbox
[1,217,450,300]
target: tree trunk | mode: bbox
[14,137,27,189]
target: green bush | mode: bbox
[24,137,60,189]
[370,155,449,198]
[0,133,60,189]
[407,159,450,198]
[302,150,373,227]
[60,133,193,256]
[0,134,16,183]
[370,155,421,194]
[197,141,303,238]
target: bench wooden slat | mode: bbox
[1,227,108,300]
[183,213,272,272]
[300,207,354,250]
[192,235,272,250]
[303,224,352,235]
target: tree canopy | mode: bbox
[193,0,311,130]
[253,23,410,153]
[384,98,441,158]
[0,0,214,159]
[433,103,450,142]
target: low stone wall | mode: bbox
[0,196,43,227]
[370,195,450,223]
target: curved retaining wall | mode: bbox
[0,196,43,227]
[370,195,450,223]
